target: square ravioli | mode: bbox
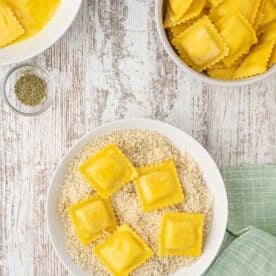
[93,224,153,275]
[210,0,262,24]
[233,41,274,79]
[172,16,229,71]
[135,160,184,212]
[207,66,238,80]
[158,212,205,256]
[0,2,24,48]
[164,0,206,28]
[79,144,138,198]
[68,195,117,245]
[168,0,193,22]
[215,13,257,67]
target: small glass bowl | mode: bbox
[2,64,53,116]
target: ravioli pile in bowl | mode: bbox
[164,0,276,80]
[0,0,60,48]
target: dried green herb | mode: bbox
[14,73,46,106]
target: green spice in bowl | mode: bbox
[3,64,53,116]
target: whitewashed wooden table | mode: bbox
[0,1,276,275]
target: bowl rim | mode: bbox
[155,0,276,87]
[2,63,54,116]
[46,118,228,276]
[0,0,83,65]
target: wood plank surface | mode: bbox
[0,0,275,275]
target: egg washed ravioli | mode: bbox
[93,224,153,276]
[207,66,238,80]
[3,0,60,43]
[135,160,184,212]
[164,0,206,28]
[172,16,229,71]
[209,0,262,24]
[68,195,117,245]
[215,13,257,67]
[167,0,193,22]
[79,144,138,198]
[0,1,24,47]
[233,41,274,79]
[158,212,205,257]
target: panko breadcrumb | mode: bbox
[58,129,213,275]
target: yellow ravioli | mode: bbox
[5,0,60,43]
[164,0,206,28]
[172,16,229,71]
[261,21,276,42]
[168,0,193,22]
[79,144,138,198]
[253,0,265,32]
[210,0,262,24]
[258,0,276,29]
[169,22,192,38]
[158,212,205,257]
[215,13,257,67]
[0,2,24,48]
[168,9,209,38]
[207,67,238,80]
[68,195,117,245]
[135,160,184,212]
[208,0,223,7]
[269,45,276,66]
[93,224,153,276]
[233,41,274,79]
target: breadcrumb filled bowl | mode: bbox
[155,0,276,86]
[47,118,228,276]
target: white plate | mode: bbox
[47,118,228,276]
[0,0,83,65]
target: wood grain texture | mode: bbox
[0,0,275,275]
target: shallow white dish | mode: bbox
[47,118,228,276]
[155,0,276,86]
[0,0,83,65]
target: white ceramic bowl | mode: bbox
[47,118,228,276]
[0,0,83,65]
[155,0,276,86]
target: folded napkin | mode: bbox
[205,165,276,276]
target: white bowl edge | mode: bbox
[46,118,228,276]
[155,0,276,87]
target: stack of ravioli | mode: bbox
[164,0,276,80]
[68,144,205,275]
[0,0,60,48]
[0,2,24,48]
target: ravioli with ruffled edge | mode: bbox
[68,195,117,245]
[158,212,205,257]
[134,160,184,212]
[79,144,138,198]
[0,2,24,48]
[93,224,153,275]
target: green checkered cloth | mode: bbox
[206,165,276,276]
